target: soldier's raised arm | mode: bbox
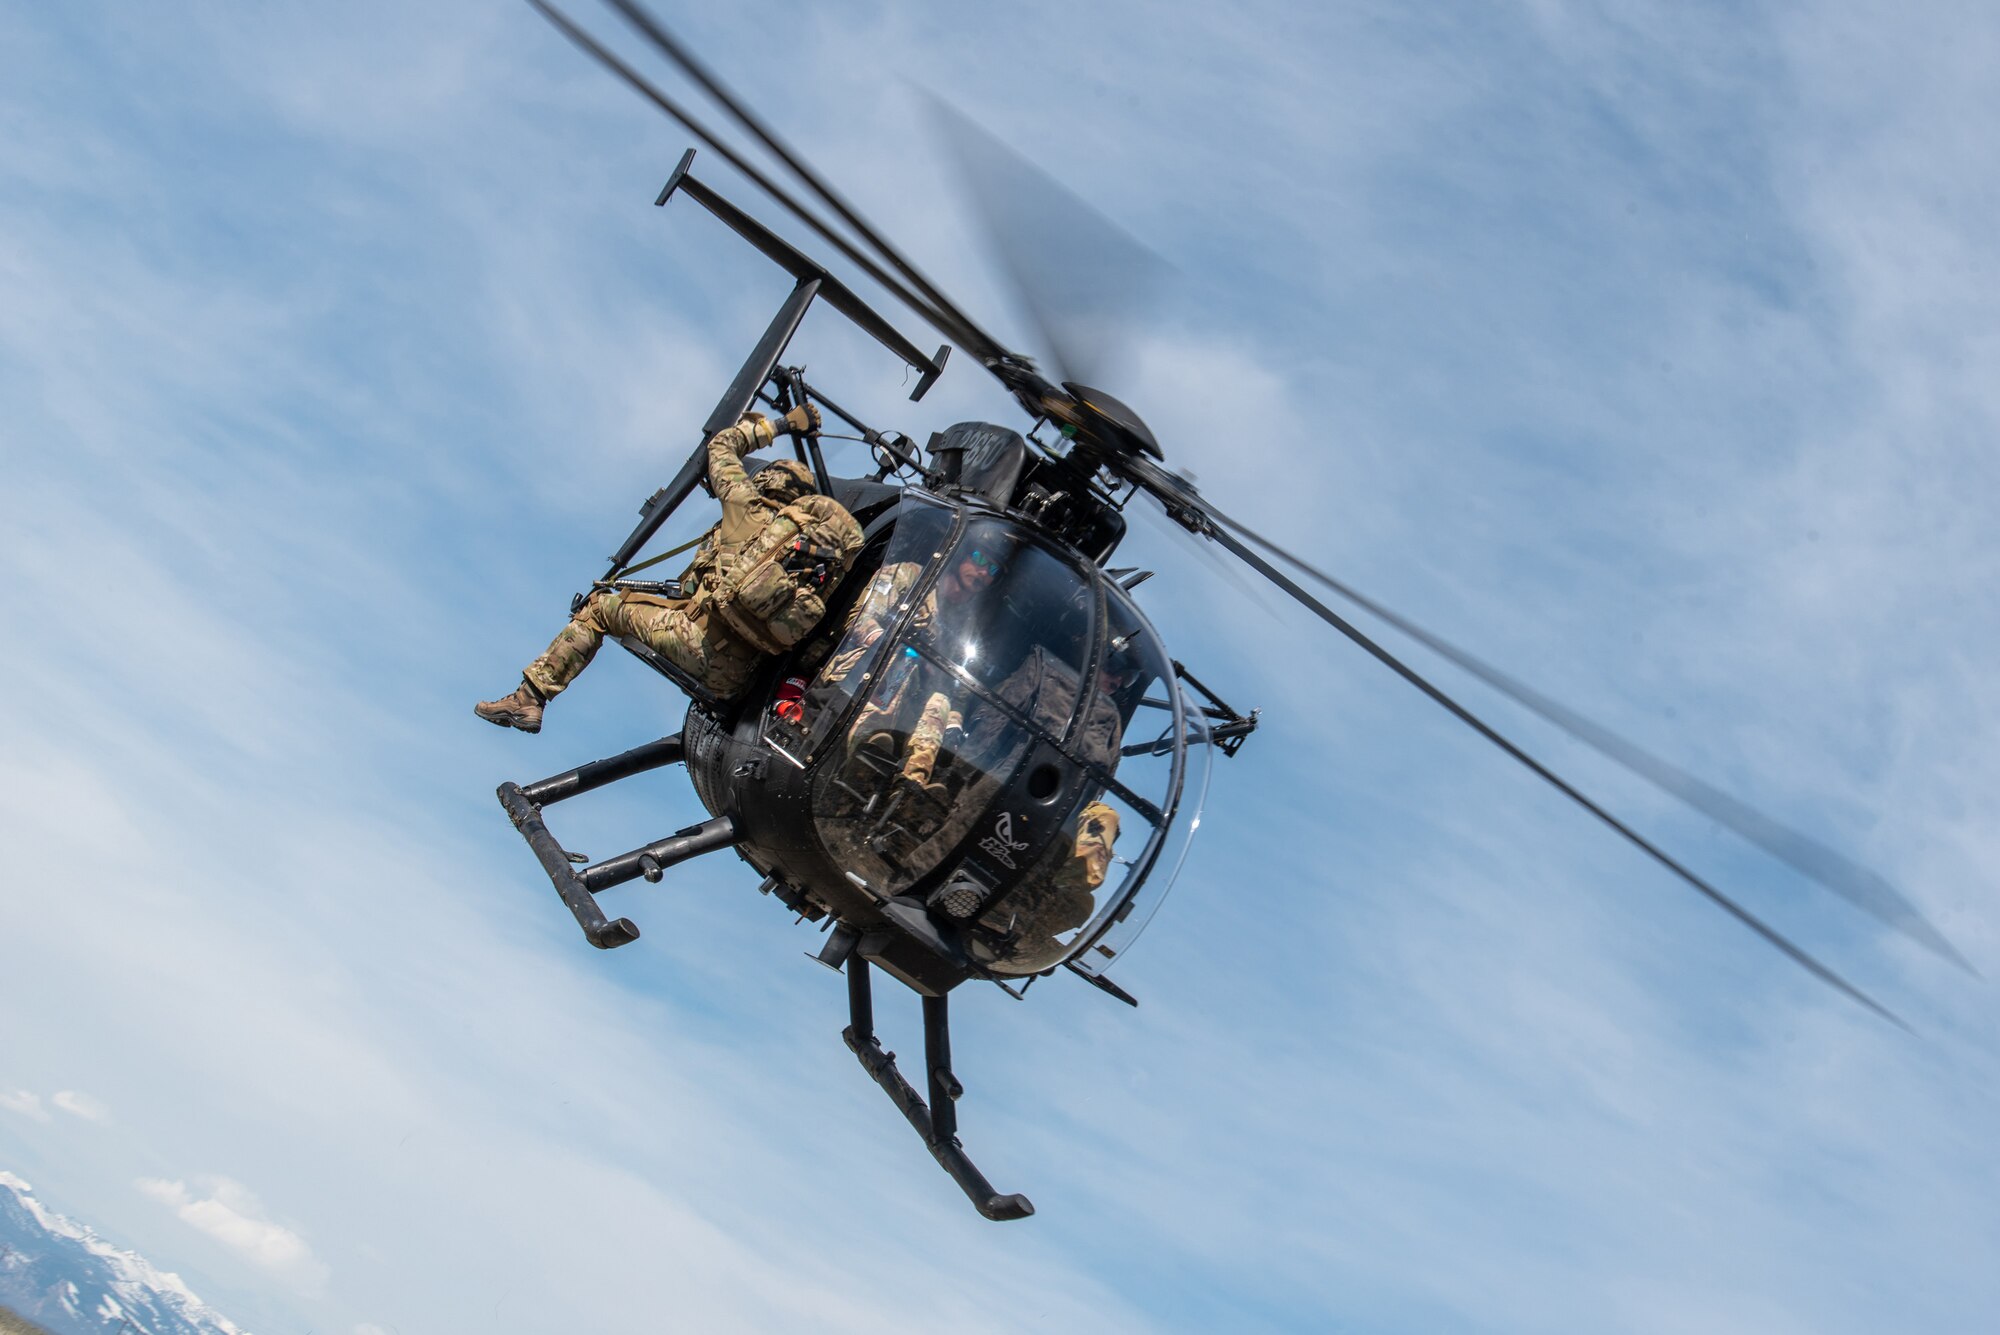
[705,404,821,544]
[703,414,771,544]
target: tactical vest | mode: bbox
[677,530,734,597]
[707,495,865,656]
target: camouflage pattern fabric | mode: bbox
[1057,800,1121,895]
[513,414,803,704]
[963,643,1122,769]
[709,493,864,655]
[898,687,958,785]
[845,665,960,786]
[818,559,960,781]
[751,457,815,503]
[675,415,785,597]
[976,652,1125,899]
[962,650,1131,971]
[973,799,1123,974]
[817,560,933,688]
[523,589,762,701]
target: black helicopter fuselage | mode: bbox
[495,462,1224,1221]
[675,466,1203,1001]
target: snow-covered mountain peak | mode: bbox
[0,1172,249,1335]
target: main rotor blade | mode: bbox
[922,91,1171,390]
[1120,459,1909,1029]
[1213,515,1973,977]
[528,0,985,356]
[596,0,1018,369]
[1157,497,1295,626]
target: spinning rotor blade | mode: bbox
[528,0,982,355]
[1215,517,1974,976]
[592,0,1022,372]
[1116,454,1910,1029]
[1156,490,1296,626]
[536,0,1103,424]
[529,0,1928,1027]
[923,91,1171,391]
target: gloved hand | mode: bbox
[781,402,822,437]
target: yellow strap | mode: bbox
[611,529,709,580]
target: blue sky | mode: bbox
[3,2,1997,1332]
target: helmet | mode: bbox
[751,457,816,504]
[1100,633,1142,688]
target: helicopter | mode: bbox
[491,0,1971,1220]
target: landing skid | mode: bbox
[841,959,1034,1221]
[497,732,739,948]
[498,734,1032,1218]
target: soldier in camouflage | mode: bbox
[970,640,1134,897]
[959,642,1140,972]
[475,405,829,733]
[822,546,1006,797]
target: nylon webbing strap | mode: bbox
[610,529,708,580]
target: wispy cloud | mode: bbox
[50,1091,110,1125]
[0,1092,50,1124]
[136,1177,328,1292]
[1,2,1996,1334]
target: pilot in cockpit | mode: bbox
[820,542,1008,812]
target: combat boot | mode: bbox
[474,680,546,734]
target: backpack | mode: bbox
[708,495,865,655]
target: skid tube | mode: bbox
[497,732,739,949]
[841,958,1034,1221]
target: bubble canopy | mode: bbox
[787,495,1212,976]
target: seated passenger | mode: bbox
[962,637,1127,771]
[475,406,861,731]
[822,544,1007,806]
[956,637,1148,972]
[1039,798,1120,927]
[996,640,1137,892]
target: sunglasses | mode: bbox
[965,549,1004,576]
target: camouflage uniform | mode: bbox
[981,799,1121,973]
[965,643,1123,770]
[1049,800,1121,902]
[989,645,1126,890]
[817,561,934,686]
[523,587,764,703]
[965,648,1131,968]
[519,417,809,704]
[821,561,962,785]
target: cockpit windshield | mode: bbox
[791,498,1207,978]
[1058,584,1212,979]
[784,496,957,766]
